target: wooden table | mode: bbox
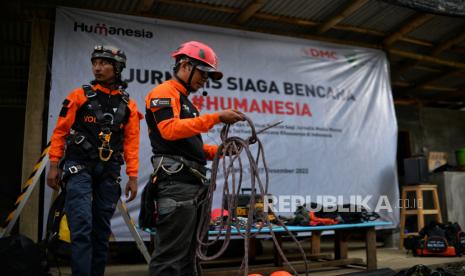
[207,221,392,274]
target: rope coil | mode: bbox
[196,116,309,275]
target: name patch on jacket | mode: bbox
[59,99,71,117]
[150,98,171,108]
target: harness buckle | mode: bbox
[74,135,85,145]
[68,166,79,174]
[85,90,97,98]
[103,113,114,125]
[99,131,112,143]
[161,162,184,175]
[98,147,113,161]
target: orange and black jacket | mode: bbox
[145,79,219,166]
[49,84,142,177]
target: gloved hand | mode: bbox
[218,109,245,124]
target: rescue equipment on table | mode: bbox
[281,203,380,226]
[210,208,230,228]
[404,220,465,257]
[222,188,276,225]
[286,204,338,226]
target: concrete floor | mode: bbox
[49,242,465,275]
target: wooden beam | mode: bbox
[392,80,456,91]
[413,85,456,92]
[366,228,377,270]
[236,0,267,25]
[389,48,465,70]
[317,0,368,34]
[384,13,434,47]
[137,0,157,13]
[431,30,465,56]
[394,28,465,79]
[394,98,421,106]
[157,0,236,14]
[411,69,458,93]
[412,65,442,73]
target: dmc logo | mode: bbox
[302,47,338,60]
[73,22,153,39]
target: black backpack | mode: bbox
[419,223,449,253]
[443,222,465,256]
[405,221,464,257]
[45,190,71,258]
[0,234,51,276]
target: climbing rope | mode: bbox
[195,115,309,276]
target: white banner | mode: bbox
[48,7,399,240]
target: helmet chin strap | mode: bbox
[174,63,198,94]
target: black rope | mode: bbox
[195,115,309,276]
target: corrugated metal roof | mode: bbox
[2,0,465,109]
[342,0,416,32]
[154,3,236,26]
[193,0,249,10]
[245,17,311,36]
[409,15,465,43]
[261,0,347,21]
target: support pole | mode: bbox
[20,17,50,242]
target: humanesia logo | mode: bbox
[73,21,153,39]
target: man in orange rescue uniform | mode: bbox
[47,45,141,276]
[145,41,245,275]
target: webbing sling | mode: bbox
[82,85,129,161]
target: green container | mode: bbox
[455,148,465,166]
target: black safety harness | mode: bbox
[64,85,129,176]
[139,154,209,230]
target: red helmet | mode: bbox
[270,271,292,276]
[171,41,223,80]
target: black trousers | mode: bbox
[149,180,205,276]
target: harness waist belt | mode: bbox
[157,198,196,208]
[154,154,206,175]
